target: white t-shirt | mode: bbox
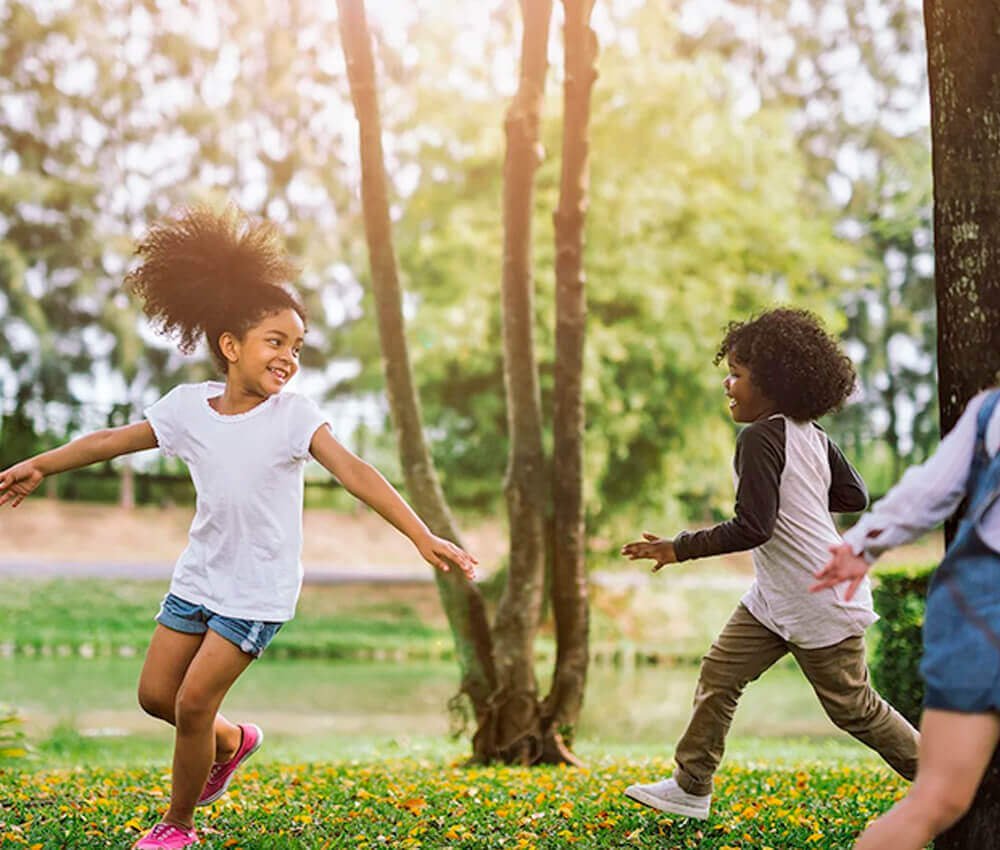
[145,381,329,621]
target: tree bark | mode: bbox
[484,0,554,766]
[540,0,597,765]
[924,1,1000,847]
[336,0,496,727]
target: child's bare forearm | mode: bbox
[346,463,430,545]
[35,423,157,476]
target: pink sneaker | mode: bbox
[133,822,199,849]
[197,723,263,806]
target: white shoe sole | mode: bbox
[624,785,710,820]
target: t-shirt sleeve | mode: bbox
[287,394,330,461]
[673,418,785,562]
[143,386,187,459]
[824,433,869,513]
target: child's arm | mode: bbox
[621,420,783,570]
[0,422,158,508]
[810,542,870,600]
[837,391,986,564]
[308,425,477,579]
[826,436,868,513]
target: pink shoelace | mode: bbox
[149,823,192,839]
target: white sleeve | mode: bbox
[841,392,987,563]
[143,386,187,459]
[287,394,330,461]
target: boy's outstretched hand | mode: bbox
[811,542,870,600]
[0,461,44,508]
[621,532,677,573]
[417,534,478,580]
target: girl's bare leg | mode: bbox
[853,709,1000,850]
[137,624,243,762]
[162,629,253,829]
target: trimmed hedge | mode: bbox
[870,564,935,727]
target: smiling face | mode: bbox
[723,355,776,423]
[219,308,305,398]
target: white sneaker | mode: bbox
[624,777,711,819]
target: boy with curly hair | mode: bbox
[620,307,919,820]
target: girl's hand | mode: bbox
[417,534,478,580]
[810,542,870,600]
[621,532,677,573]
[0,461,45,508]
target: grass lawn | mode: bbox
[1,745,906,849]
[0,579,454,661]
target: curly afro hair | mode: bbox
[713,307,856,421]
[125,204,306,372]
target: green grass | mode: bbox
[0,579,453,660]
[0,750,906,849]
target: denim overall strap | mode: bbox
[964,389,1000,521]
[933,389,1000,654]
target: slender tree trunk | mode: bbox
[540,0,597,765]
[336,0,496,729]
[924,1,1000,847]
[477,0,554,766]
[119,458,135,509]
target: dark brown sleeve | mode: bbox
[825,431,869,513]
[673,418,785,562]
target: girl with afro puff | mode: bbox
[0,205,477,850]
[620,307,918,820]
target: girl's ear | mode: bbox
[218,331,240,364]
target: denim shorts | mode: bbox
[155,593,283,658]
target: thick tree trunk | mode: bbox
[924,1,1000,847]
[540,0,597,765]
[484,0,554,766]
[336,0,496,727]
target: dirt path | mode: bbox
[1,500,508,581]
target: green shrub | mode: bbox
[871,564,935,727]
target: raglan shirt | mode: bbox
[673,415,876,648]
[144,381,329,622]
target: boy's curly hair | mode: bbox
[713,307,856,421]
[125,204,306,372]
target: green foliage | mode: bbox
[382,13,861,529]
[870,564,935,727]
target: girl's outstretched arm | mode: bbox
[308,425,477,579]
[0,422,158,508]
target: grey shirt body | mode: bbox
[674,415,876,648]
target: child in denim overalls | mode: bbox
[813,388,1000,849]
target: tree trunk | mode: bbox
[483,0,554,766]
[924,1,1000,846]
[336,0,496,728]
[540,0,597,765]
[119,457,135,510]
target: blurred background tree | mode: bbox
[1,0,934,530]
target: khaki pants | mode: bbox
[673,604,920,796]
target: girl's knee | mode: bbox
[174,687,217,729]
[137,685,173,721]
